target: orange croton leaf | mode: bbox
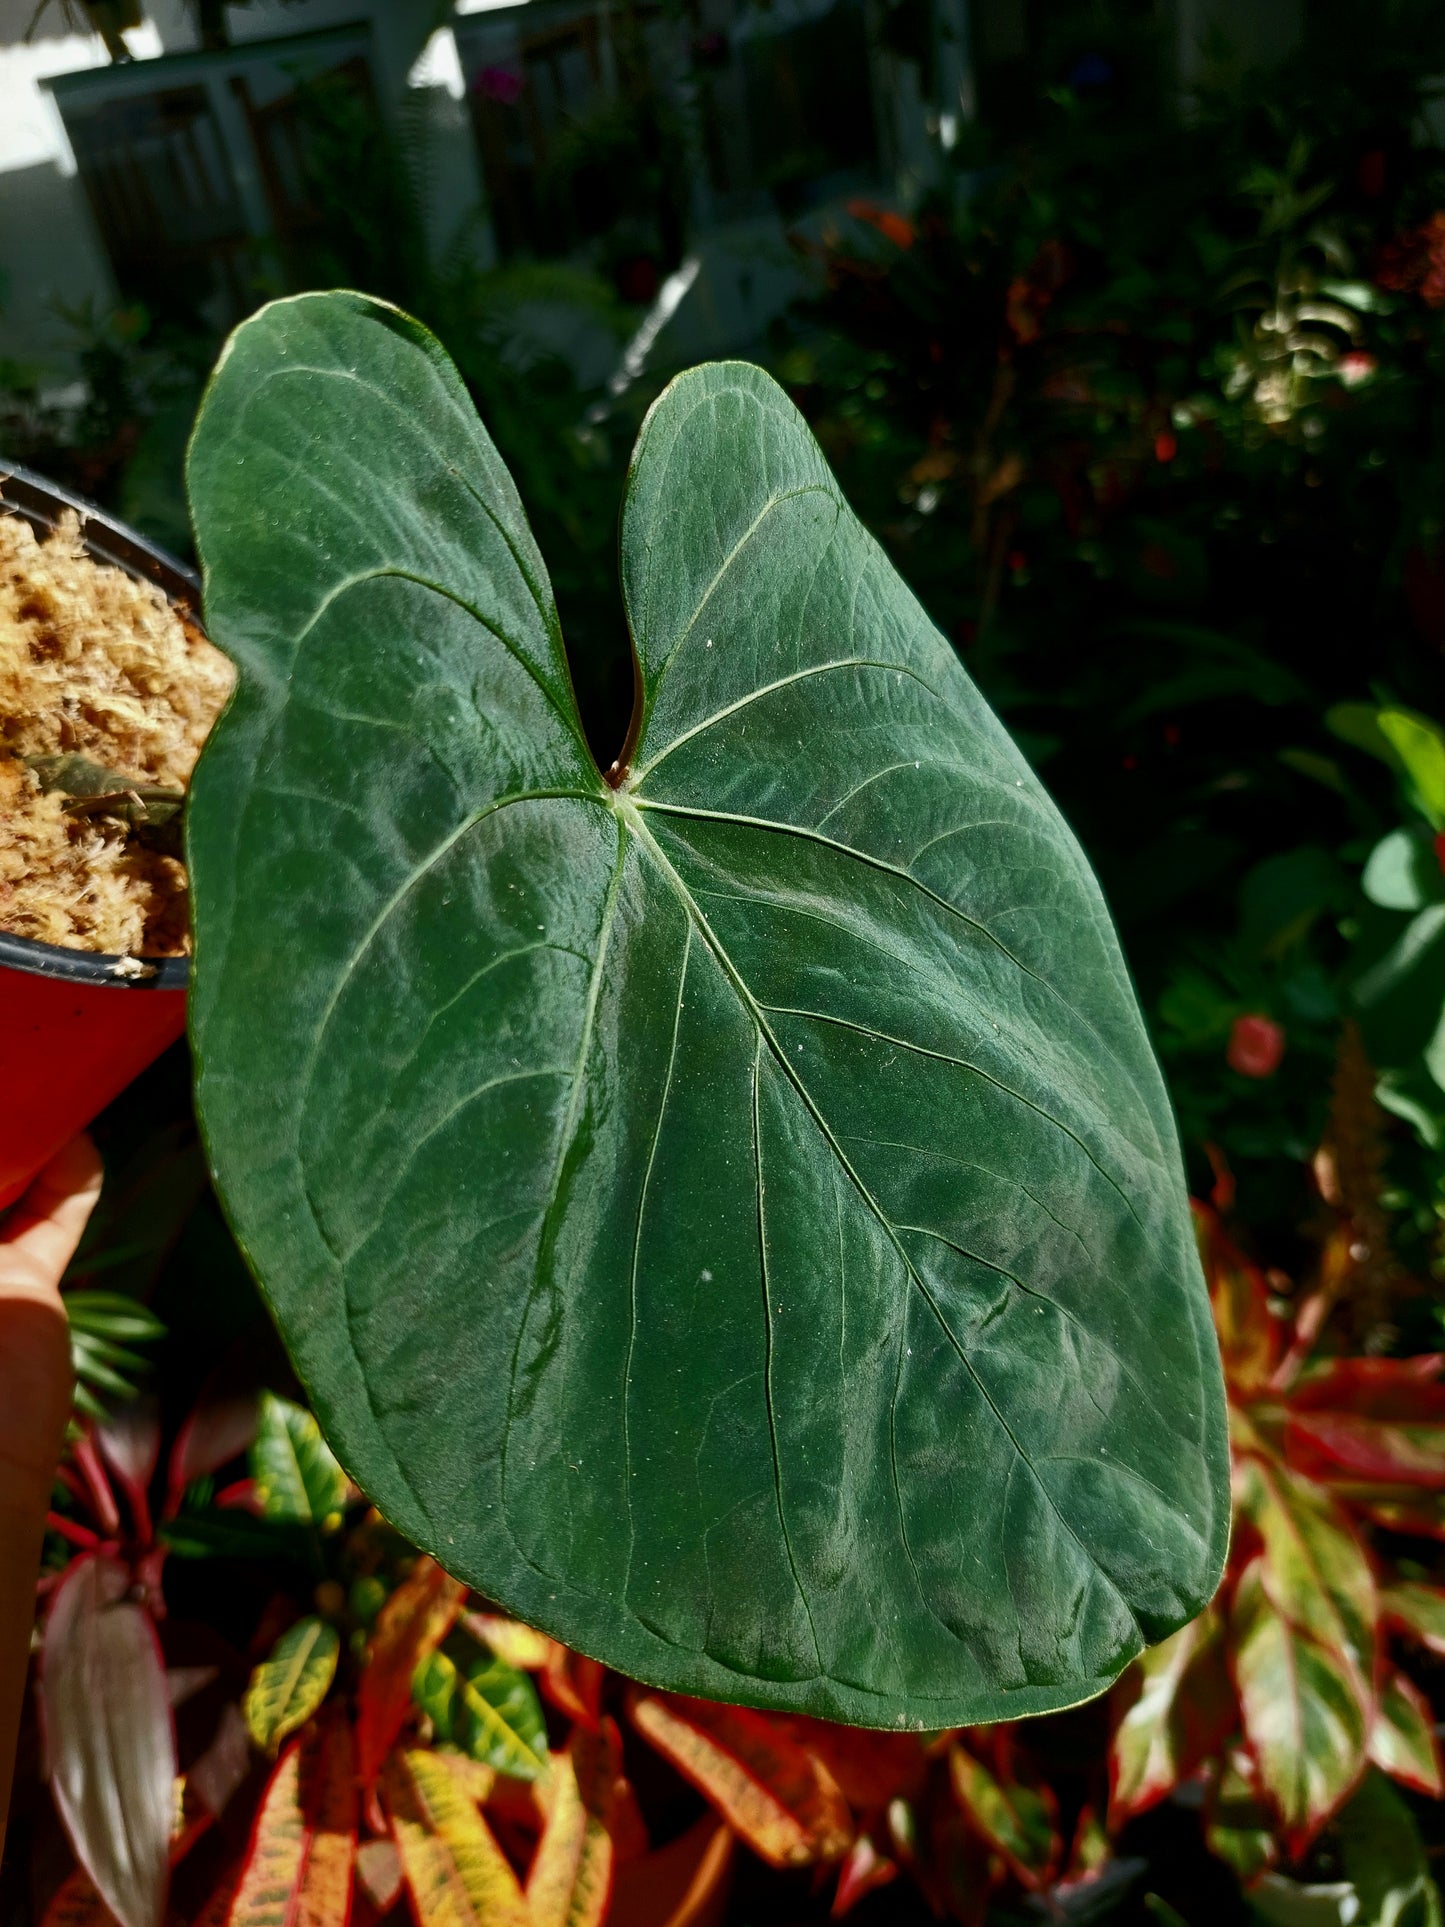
[355,1839,404,1914]
[1230,1555,1370,1853]
[542,1648,604,1730]
[1382,1579,1445,1655]
[830,1834,896,1918]
[608,1815,733,1927]
[948,1744,1059,1892]
[1195,1203,1285,1398]
[1367,1668,1445,1797]
[780,1718,930,1812]
[383,1748,529,1927]
[1108,1607,1235,1827]
[629,1693,852,1869]
[229,1717,357,1927]
[355,1558,466,1791]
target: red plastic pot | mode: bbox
[0,464,197,1213]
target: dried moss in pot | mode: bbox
[0,508,233,959]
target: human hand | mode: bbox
[0,1137,103,1505]
[0,1136,103,1847]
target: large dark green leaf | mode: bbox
[185,291,1228,1726]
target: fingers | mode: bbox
[0,1137,105,1303]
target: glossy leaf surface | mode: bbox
[244,1616,341,1753]
[413,1635,549,1780]
[384,1749,530,1927]
[249,1393,348,1524]
[186,290,1228,1724]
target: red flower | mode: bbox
[1227,1014,1286,1079]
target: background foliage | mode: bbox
[10,0,1445,1920]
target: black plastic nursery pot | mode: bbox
[0,464,194,1213]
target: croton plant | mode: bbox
[28,1147,1445,1927]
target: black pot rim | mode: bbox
[0,458,199,991]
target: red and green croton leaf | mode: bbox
[1108,1604,1234,1826]
[1229,1455,1376,1848]
[1382,1579,1445,1654]
[1284,1354,1445,1490]
[1367,1668,1445,1797]
[948,1744,1060,1892]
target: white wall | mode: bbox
[0,1,125,367]
[0,0,490,368]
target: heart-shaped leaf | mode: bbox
[185,290,1229,1726]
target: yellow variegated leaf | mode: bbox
[462,1613,555,1672]
[244,1618,341,1754]
[527,1736,614,1927]
[413,1639,548,1781]
[229,1718,356,1927]
[384,1749,530,1927]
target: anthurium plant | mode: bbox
[180,289,1229,1729]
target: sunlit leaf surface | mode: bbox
[187,291,1228,1724]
